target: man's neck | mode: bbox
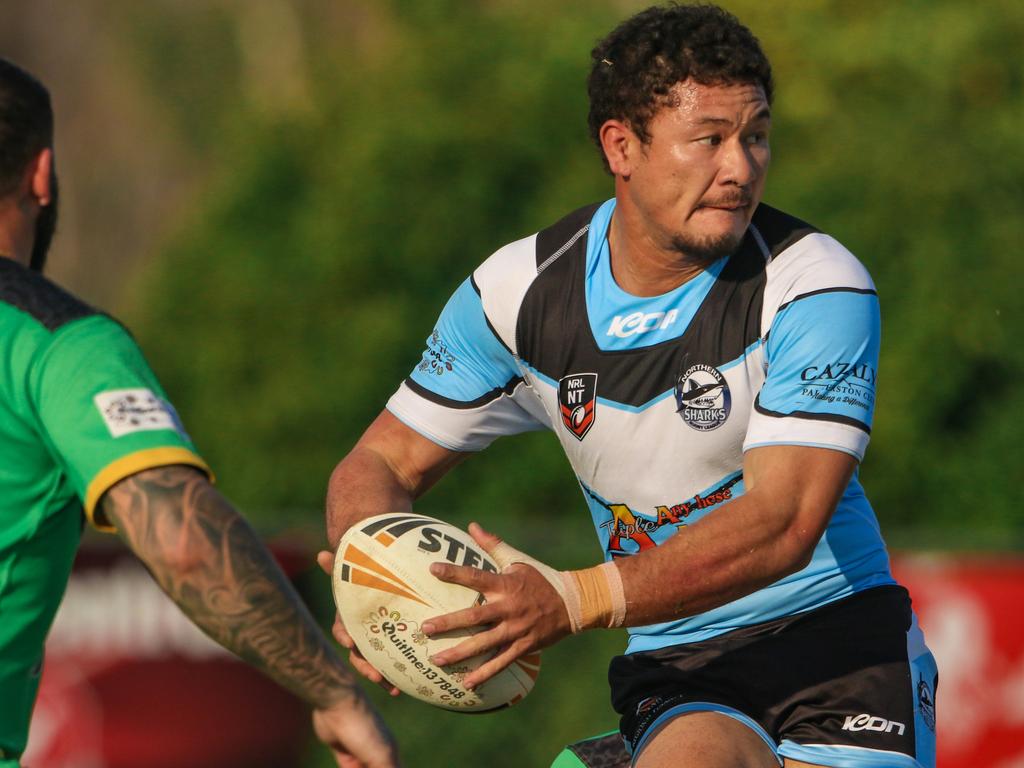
[606,208,719,298]
[0,197,32,267]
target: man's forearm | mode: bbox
[326,410,468,547]
[102,466,358,710]
[611,491,814,627]
[326,445,417,547]
[594,446,855,629]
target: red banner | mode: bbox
[24,548,1024,767]
[893,556,1024,767]
[24,544,310,768]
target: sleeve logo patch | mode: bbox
[798,361,876,412]
[417,330,456,376]
[94,388,180,438]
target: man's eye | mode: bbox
[745,132,768,145]
[696,135,721,146]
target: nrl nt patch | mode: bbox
[559,373,597,440]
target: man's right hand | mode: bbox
[317,550,401,696]
[313,692,401,768]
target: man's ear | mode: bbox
[599,119,640,179]
[28,147,53,207]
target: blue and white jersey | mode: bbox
[388,199,896,653]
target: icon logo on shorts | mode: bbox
[675,364,731,431]
[559,373,597,440]
[918,679,936,731]
[841,713,906,736]
[635,696,661,717]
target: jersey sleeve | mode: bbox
[745,239,881,460]
[30,315,211,532]
[386,277,547,451]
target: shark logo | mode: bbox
[675,364,731,431]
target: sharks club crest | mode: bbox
[675,363,731,431]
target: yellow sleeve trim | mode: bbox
[84,447,214,533]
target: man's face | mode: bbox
[622,79,771,263]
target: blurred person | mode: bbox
[323,4,936,768]
[0,58,399,768]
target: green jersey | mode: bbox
[0,258,209,764]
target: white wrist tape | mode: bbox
[488,541,626,633]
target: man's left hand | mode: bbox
[421,523,572,689]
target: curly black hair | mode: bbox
[588,3,773,173]
[0,58,53,198]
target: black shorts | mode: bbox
[609,586,937,767]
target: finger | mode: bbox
[317,549,336,576]
[422,602,500,636]
[334,617,400,696]
[429,561,500,591]
[429,625,506,667]
[332,614,354,648]
[348,650,400,695]
[467,521,503,553]
[461,641,527,689]
[348,651,391,688]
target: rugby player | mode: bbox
[0,58,398,768]
[324,5,937,767]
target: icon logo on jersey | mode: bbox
[675,364,731,431]
[558,373,597,440]
[918,679,936,731]
[606,309,679,338]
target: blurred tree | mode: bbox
[109,0,1024,765]
[128,0,1023,542]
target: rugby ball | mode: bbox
[332,513,540,712]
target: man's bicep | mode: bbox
[352,409,468,496]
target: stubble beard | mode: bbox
[668,227,745,266]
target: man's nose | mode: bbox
[718,138,761,187]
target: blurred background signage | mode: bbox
[23,546,1024,768]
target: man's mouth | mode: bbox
[699,200,750,211]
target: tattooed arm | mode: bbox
[100,464,400,768]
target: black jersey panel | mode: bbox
[534,202,602,273]
[0,258,97,331]
[516,215,769,407]
[750,203,819,260]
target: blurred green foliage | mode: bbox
[117,0,1024,764]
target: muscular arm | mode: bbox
[101,464,359,710]
[424,444,857,686]
[614,444,857,626]
[326,410,466,547]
